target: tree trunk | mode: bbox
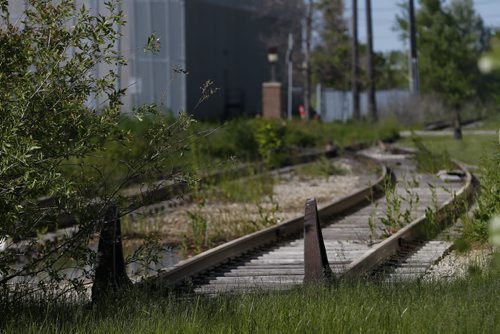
[453,109,462,140]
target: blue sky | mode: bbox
[348,0,500,52]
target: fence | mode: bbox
[318,87,410,122]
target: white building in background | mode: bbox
[6,0,297,120]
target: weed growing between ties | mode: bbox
[411,136,454,173]
[2,262,500,333]
[368,178,422,240]
[180,196,281,255]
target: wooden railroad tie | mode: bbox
[303,198,334,284]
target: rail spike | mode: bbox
[303,198,334,284]
[92,204,131,302]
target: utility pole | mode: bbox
[303,0,313,120]
[408,0,419,94]
[351,0,360,120]
[366,0,377,122]
[287,33,294,120]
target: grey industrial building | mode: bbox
[7,0,296,120]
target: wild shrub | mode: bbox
[0,0,194,299]
[412,135,454,173]
[463,142,500,242]
[254,120,287,168]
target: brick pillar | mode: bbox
[262,82,282,119]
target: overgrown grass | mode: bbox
[411,136,455,173]
[477,112,500,130]
[399,134,497,165]
[295,156,347,178]
[64,118,400,184]
[401,134,498,247]
[462,143,500,243]
[3,263,500,333]
[203,172,275,203]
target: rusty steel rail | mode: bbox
[92,148,474,297]
[140,154,388,289]
[342,148,474,280]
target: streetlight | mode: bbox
[267,46,278,82]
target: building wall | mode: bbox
[122,0,186,114]
[4,0,186,115]
[5,0,294,120]
[185,0,280,120]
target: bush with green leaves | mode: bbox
[254,120,287,168]
[0,0,194,299]
[463,142,500,242]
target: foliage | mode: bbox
[374,50,408,89]
[478,33,500,104]
[205,172,275,204]
[2,271,500,332]
[254,120,287,168]
[411,136,454,173]
[396,0,486,108]
[0,0,194,298]
[184,206,209,254]
[312,0,351,90]
[295,156,347,179]
[479,32,500,74]
[181,196,280,255]
[399,134,497,165]
[463,142,500,242]
[379,185,416,237]
[71,118,401,183]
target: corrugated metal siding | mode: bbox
[3,0,187,114]
[124,0,186,114]
[320,89,411,122]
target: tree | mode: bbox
[312,0,352,90]
[397,0,486,139]
[374,51,408,90]
[448,0,490,53]
[0,0,193,299]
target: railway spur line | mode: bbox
[128,146,473,295]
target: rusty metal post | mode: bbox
[303,198,333,284]
[92,204,131,302]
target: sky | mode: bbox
[347,0,500,53]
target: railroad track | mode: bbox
[135,146,473,295]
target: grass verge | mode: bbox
[2,261,499,333]
[398,134,497,165]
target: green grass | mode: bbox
[3,265,500,333]
[398,134,497,165]
[204,172,275,203]
[477,113,500,130]
[65,118,400,182]
[295,156,347,178]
